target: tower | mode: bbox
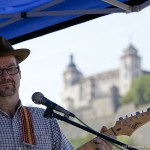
[119,44,142,96]
[63,54,82,89]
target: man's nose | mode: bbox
[1,69,10,78]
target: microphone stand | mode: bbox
[43,107,138,150]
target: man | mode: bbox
[0,36,113,149]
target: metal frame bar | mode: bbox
[0,8,124,18]
[0,0,149,28]
[33,0,65,11]
[0,0,64,28]
[102,0,132,12]
[0,18,22,28]
[140,0,150,10]
[102,0,150,12]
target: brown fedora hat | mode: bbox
[0,36,30,63]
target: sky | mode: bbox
[13,5,150,108]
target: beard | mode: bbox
[0,79,16,97]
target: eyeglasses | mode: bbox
[0,66,19,76]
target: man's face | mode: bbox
[0,55,21,97]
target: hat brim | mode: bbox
[0,48,30,63]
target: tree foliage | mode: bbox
[121,75,150,106]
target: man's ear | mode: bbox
[19,70,21,79]
[18,66,21,79]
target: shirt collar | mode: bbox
[0,100,23,118]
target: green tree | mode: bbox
[121,75,150,106]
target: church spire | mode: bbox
[64,54,82,88]
[68,54,76,68]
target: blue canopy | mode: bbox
[0,0,149,44]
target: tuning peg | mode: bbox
[141,110,144,116]
[136,111,140,115]
[136,111,140,118]
[130,114,133,120]
[147,108,150,112]
[119,117,123,120]
[125,115,128,122]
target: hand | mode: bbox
[93,126,115,150]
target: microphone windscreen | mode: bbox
[32,92,44,104]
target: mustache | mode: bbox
[0,79,15,85]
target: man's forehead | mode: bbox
[0,55,17,65]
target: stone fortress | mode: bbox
[61,44,150,120]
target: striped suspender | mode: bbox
[20,106,36,145]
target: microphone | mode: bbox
[32,92,75,117]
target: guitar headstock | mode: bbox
[109,108,150,136]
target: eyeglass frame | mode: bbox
[0,66,20,76]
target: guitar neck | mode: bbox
[77,128,115,150]
[76,108,150,150]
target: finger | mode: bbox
[104,139,114,149]
[96,145,105,150]
[95,139,112,150]
[93,137,102,144]
[100,126,108,133]
[100,126,116,139]
[93,137,109,146]
[93,137,114,150]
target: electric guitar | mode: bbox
[77,108,150,150]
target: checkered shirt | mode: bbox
[0,103,75,150]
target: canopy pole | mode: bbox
[140,0,150,10]
[102,0,132,13]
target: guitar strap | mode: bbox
[20,106,36,145]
